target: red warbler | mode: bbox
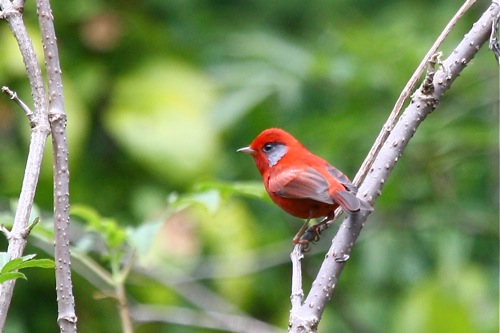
[238,128,372,244]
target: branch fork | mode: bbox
[0,216,39,246]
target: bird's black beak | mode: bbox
[237,146,256,154]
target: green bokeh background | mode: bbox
[0,0,498,332]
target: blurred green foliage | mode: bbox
[0,252,54,284]
[0,0,498,332]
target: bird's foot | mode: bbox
[293,224,322,253]
[296,215,334,250]
[293,214,335,253]
[300,224,323,243]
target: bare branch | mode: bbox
[0,1,47,118]
[0,0,50,329]
[353,0,478,188]
[318,0,474,235]
[290,245,304,312]
[116,282,134,333]
[1,86,35,127]
[288,1,500,332]
[36,0,77,330]
[114,254,135,333]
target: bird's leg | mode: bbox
[300,212,336,243]
[292,218,311,245]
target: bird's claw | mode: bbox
[293,218,331,252]
[293,214,335,252]
[294,225,322,253]
[300,226,321,243]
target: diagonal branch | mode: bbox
[288,1,500,332]
[297,0,480,245]
[353,0,477,188]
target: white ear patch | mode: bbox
[265,144,288,167]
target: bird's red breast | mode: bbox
[238,128,372,219]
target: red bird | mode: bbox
[238,128,372,244]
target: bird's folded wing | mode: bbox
[269,166,373,213]
[268,167,334,204]
[325,164,357,194]
[326,165,374,212]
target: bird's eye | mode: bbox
[263,143,274,152]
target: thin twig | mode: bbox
[0,225,11,239]
[312,0,483,237]
[353,0,477,187]
[20,217,39,238]
[318,0,478,252]
[1,86,35,126]
[116,282,134,333]
[115,252,135,333]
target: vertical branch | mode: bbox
[116,282,134,333]
[36,0,77,331]
[289,246,304,311]
[0,1,50,330]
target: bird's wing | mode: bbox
[326,164,373,212]
[268,167,334,204]
[268,166,372,213]
[325,164,358,194]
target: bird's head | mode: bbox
[237,128,302,175]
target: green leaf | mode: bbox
[71,204,126,250]
[14,259,54,270]
[1,254,36,273]
[1,254,54,274]
[0,272,26,284]
[70,205,102,230]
